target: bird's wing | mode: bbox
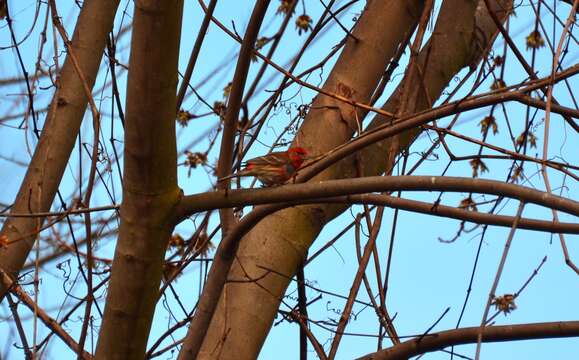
[244,151,289,168]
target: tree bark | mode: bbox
[94,1,183,358]
[357,0,512,182]
[358,321,579,360]
[195,0,513,359]
[0,0,119,300]
[193,1,425,359]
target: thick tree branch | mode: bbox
[297,67,579,187]
[94,1,183,358]
[190,2,426,357]
[176,176,579,218]
[358,321,579,360]
[324,194,579,234]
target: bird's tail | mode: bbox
[217,172,242,183]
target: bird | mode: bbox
[219,147,308,187]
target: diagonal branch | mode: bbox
[215,0,271,234]
[0,0,120,302]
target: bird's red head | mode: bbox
[288,147,308,168]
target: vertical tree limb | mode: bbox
[216,0,271,234]
[177,3,272,359]
[94,1,183,358]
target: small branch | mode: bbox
[539,0,579,275]
[486,255,547,324]
[296,264,309,360]
[6,293,33,360]
[175,0,217,110]
[288,310,328,360]
[418,307,450,342]
[215,0,270,234]
[328,208,385,358]
[178,3,272,358]
[475,202,525,359]
[0,204,119,218]
[0,269,92,359]
[482,0,579,132]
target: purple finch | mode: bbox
[219,147,308,186]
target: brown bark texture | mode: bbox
[358,321,579,360]
[193,0,514,359]
[94,1,183,359]
[194,1,426,358]
[0,0,120,299]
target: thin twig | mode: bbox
[474,202,525,359]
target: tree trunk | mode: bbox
[195,0,512,359]
[94,1,183,358]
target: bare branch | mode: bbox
[176,176,579,218]
[358,321,579,360]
